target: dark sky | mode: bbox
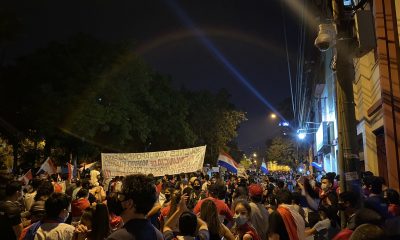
[2,0,303,154]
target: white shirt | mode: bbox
[71,186,82,200]
[24,191,37,211]
[90,169,100,186]
[35,222,74,240]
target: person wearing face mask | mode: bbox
[160,185,173,208]
[319,175,338,208]
[318,175,340,228]
[106,174,163,240]
[24,192,74,240]
[231,200,260,240]
[187,179,205,210]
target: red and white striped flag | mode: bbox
[67,162,74,180]
[103,169,111,179]
[19,169,33,185]
[37,157,57,175]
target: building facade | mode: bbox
[312,48,339,174]
[353,0,400,190]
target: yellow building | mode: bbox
[353,0,400,190]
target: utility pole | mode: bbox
[332,0,361,194]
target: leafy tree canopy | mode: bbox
[266,136,296,167]
[0,34,246,166]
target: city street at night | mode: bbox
[1,1,400,240]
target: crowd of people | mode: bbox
[1,167,400,240]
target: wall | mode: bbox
[353,50,382,175]
[374,0,400,190]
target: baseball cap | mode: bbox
[248,184,263,197]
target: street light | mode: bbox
[298,132,307,140]
[296,128,317,140]
[270,113,277,119]
[253,153,257,157]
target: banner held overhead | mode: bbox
[101,146,206,177]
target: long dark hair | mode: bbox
[167,189,182,218]
[200,199,221,237]
[81,203,110,240]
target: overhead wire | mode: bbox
[281,0,296,121]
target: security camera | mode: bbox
[314,23,336,52]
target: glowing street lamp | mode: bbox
[270,113,277,119]
[297,129,307,140]
[253,153,257,157]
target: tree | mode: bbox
[0,34,198,163]
[184,89,246,165]
[0,33,246,168]
[266,136,296,167]
[240,158,252,170]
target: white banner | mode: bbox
[101,146,206,177]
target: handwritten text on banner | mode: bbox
[101,146,206,177]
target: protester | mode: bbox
[163,193,210,240]
[28,192,74,240]
[384,188,400,217]
[74,203,110,240]
[268,189,305,240]
[0,180,24,240]
[71,188,90,223]
[199,199,235,240]
[187,179,204,210]
[51,175,63,193]
[24,179,41,212]
[160,189,182,231]
[33,180,55,204]
[89,183,106,204]
[89,167,100,187]
[202,175,211,192]
[105,194,123,231]
[11,154,400,240]
[71,180,82,200]
[364,176,388,219]
[305,206,339,240]
[106,174,163,240]
[194,182,234,223]
[19,200,46,240]
[231,199,260,240]
[248,184,269,240]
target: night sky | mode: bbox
[2,0,303,153]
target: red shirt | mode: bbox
[160,205,171,218]
[71,198,90,217]
[193,197,233,221]
[156,182,162,194]
[388,203,400,217]
[332,228,353,240]
[53,183,62,193]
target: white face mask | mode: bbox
[321,183,329,191]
